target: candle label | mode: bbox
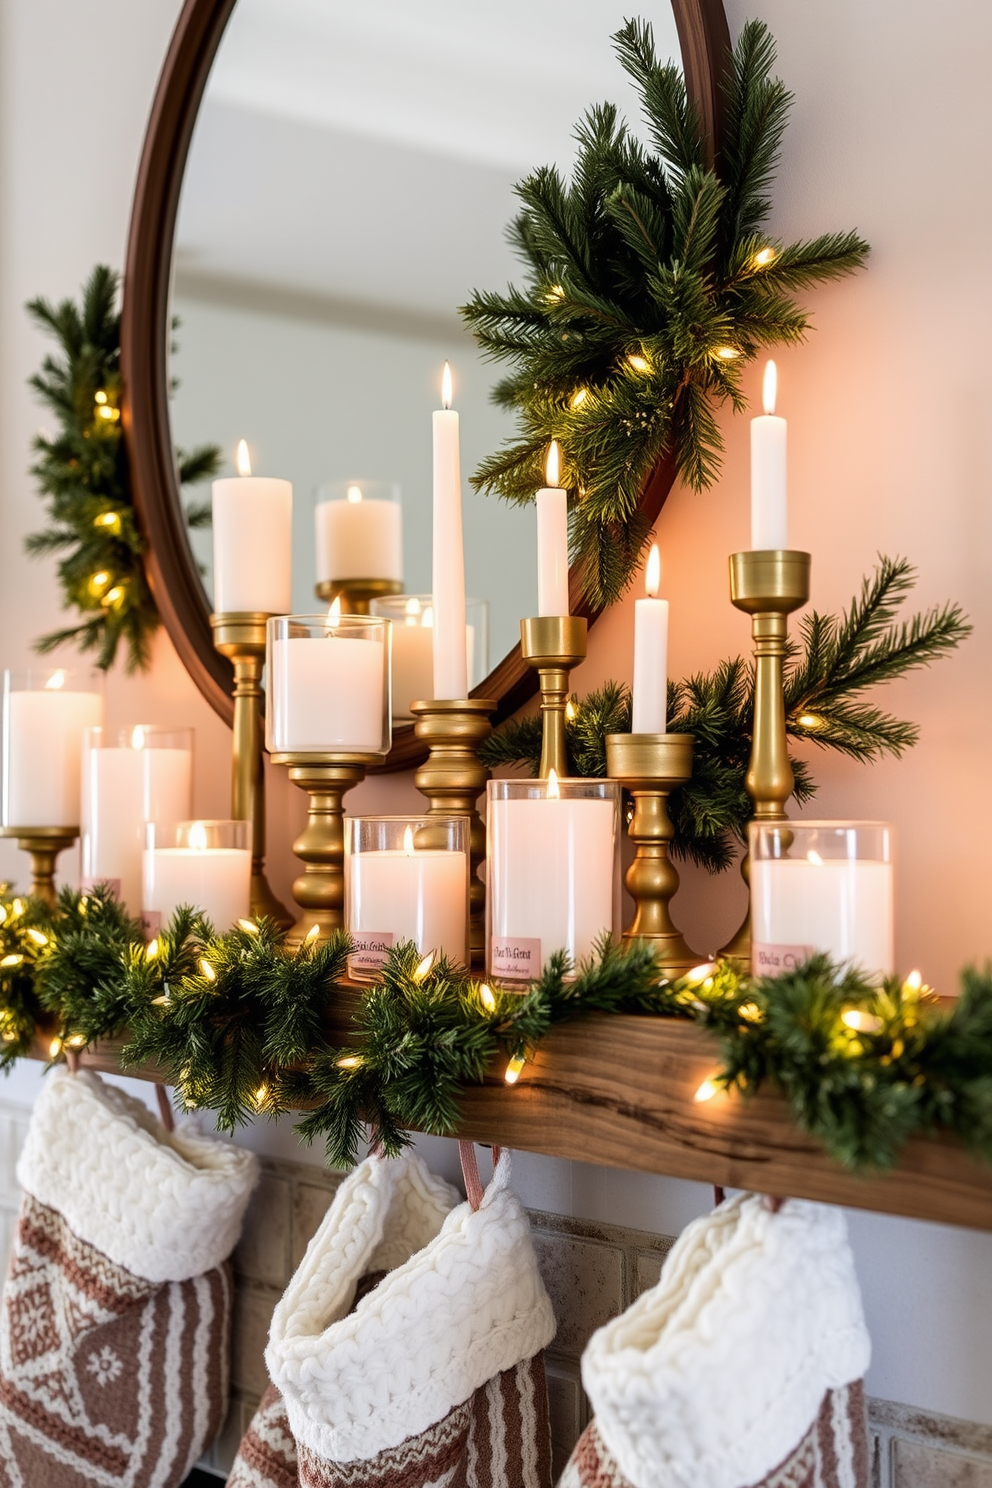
[752,941,815,978]
[81,876,121,900]
[348,931,396,976]
[141,911,162,939]
[490,937,542,982]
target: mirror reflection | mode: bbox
[168,0,683,683]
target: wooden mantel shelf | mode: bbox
[30,1008,992,1234]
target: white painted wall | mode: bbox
[1,0,991,1431]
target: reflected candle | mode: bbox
[2,669,103,828]
[315,482,403,584]
[212,440,292,613]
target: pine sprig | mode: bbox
[463,19,869,607]
[34,886,143,1047]
[26,266,220,672]
[481,558,968,869]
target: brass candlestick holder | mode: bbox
[0,827,79,907]
[269,751,375,948]
[520,616,588,779]
[409,698,497,967]
[720,549,812,964]
[605,733,700,976]
[211,613,292,927]
[315,578,403,616]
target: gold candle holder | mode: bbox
[0,827,78,907]
[720,550,811,963]
[211,613,292,928]
[269,751,376,948]
[605,733,700,976]
[409,698,496,967]
[520,616,588,779]
[315,578,403,616]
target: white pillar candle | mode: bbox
[432,362,468,700]
[631,544,669,733]
[315,484,403,583]
[267,619,386,753]
[391,599,435,718]
[488,776,618,982]
[347,830,467,976]
[2,671,103,828]
[751,855,894,977]
[212,441,292,613]
[750,361,788,550]
[537,441,569,616]
[143,842,251,932]
[81,727,193,911]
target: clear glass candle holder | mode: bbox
[487,777,621,984]
[143,819,251,935]
[2,667,104,829]
[344,815,470,980]
[265,614,391,757]
[315,480,403,585]
[750,819,894,979]
[81,725,194,913]
[369,593,490,719]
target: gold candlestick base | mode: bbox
[410,699,496,968]
[720,550,811,966]
[315,578,403,616]
[270,752,374,948]
[0,826,79,907]
[605,734,700,976]
[520,616,588,779]
[211,613,292,929]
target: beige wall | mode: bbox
[2,0,992,1437]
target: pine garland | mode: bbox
[462,20,870,607]
[26,265,220,672]
[480,556,970,871]
[1,888,992,1178]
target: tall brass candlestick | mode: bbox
[720,550,811,964]
[211,614,291,927]
[410,699,496,967]
[0,827,78,907]
[315,579,403,616]
[520,616,588,779]
[269,752,374,948]
[605,734,700,976]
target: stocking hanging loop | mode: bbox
[458,1140,503,1210]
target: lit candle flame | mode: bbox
[547,768,561,800]
[347,484,363,504]
[403,825,415,853]
[762,361,778,416]
[327,597,342,625]
[441,361,453,409]
[545,440,560,488]
[45,670,66,691]
[131,725,146,749]
[806,849,824,867]
[645,544,661,597]
[188,822,208,852]
[236,439,252,477]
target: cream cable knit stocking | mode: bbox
[0,1068,258,1487]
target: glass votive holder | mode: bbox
[265,614,391,757]
[2,667,104,829]
[314,480,403,588]
[344,815,470,980]
[487,777,621,984]
[82,725,194,912]
[369,594,490,719]
[143,819,251,935]
[750,819,894,979]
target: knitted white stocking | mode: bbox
[0,1069,258,1486]
[229,1146,556,1488]
[559,1193,872,1488]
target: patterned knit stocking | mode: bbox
[0,1069,258,1486]
[228,1147,555,1488]
[559,1194,871,1488]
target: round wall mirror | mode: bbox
[122,0,729,770]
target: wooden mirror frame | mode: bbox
[121,0,730,771]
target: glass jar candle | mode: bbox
[2,668,104,829]
[487,776,620,983]
[750,820,894,979]
[370,594,490,719]
[345,815,469,979]
[315,480,403,587]
[266,614,391,757]
[143,819,251,935]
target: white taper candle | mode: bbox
[432,363,468,699]
[631,545,669,733]
[536,441,569,616]
[750,361,788,550]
